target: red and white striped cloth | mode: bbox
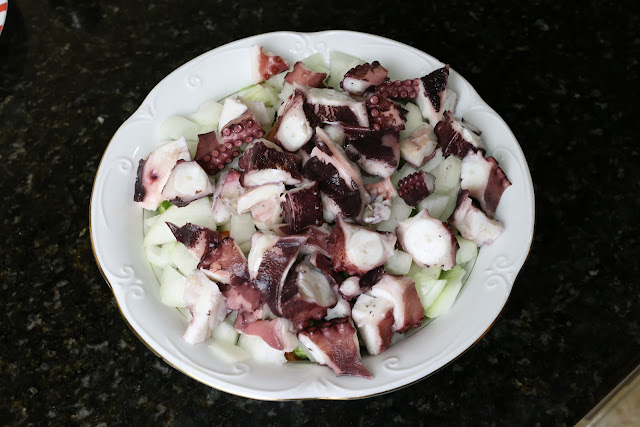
[0,0,7,36]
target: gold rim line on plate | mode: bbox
[88,31,536,401]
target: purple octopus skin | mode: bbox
[374,65,450,125]
[223,281,265,318]
[302,128,367,220]
[248,233,308,315]
[366,95,407,132]
[448,190,504,247]
[434,111,486,158]
[285,62,327,88]
[295,84,370,128]
[397,171,436,206]
[460,151,511,218]
[220,109,266,145]
[297,317,372,379]
[369,274,424,333]
[234,316,298,352]
[198,237,250,289]
[280,181,323,232]
[280,260,338,331]
[345,130,400,178]
[341,61,389,96]
[239,140,303,187]
[275,90,315,152]
[273,224,331,258]
[252,45,290,83]
[195,130,242,175]
[396,209,458,270]
[166,222,221,261]
[134,138,190,210]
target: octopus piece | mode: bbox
[338,266,385,300]
[280,181,323,232]
[368,274,424,333]
[223,282,266,321]
[210,169,246,224]
[366,95,407,132]
[134,137,191,210]
[351,293,395,355]
[274,224,331,258]
[194,130,241,175]
[398,171,436,206]
[236,182,285,214]
[307,251,342,290]
[449,190,504,246]
[284,61,327,88]
[460,151,511,218]
[250,195,284,229]
[327,215,396,275]
[362,177,398,225]
[399,123,438,168]
[220,109,265,148]
[295,84,369,128]
[302,128,367,220]
[280,259,338,330]
[396,209,458,270]
[297,317,372,378]
[218,97,249,131]
[434,111,486,158]
[275,90,315,152]
[199,237,250,288]
[251,45,290,83]
[247,233,308,315]
[341,61,389,96]
[239,97,273,129]
[325,295,352,320]
[166,222,221,261]
[374,65,453,125]
[345,130,400,178]
[235,316,299,352]
[182,270,227,344]
[161,160,215,207]
[239,140,303,187]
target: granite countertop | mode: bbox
[1,1,638,424]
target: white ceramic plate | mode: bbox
[90,31,534,400]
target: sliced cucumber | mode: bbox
[455,235,478,265]
[417,192,450,221]
[328,51,365,89]
[211,321,240,345]
[432,155,462,194]
[376,197,413,232]
[384,250,413,275]
[415,278,447,312]
[159,115,202,141]
[189,99,223,134]
[143,197,215,247]
[237,333,287,365]
[159,265,187,307]
[425,266,466,318]
[399,102,424,140]
[168,241,199,276]
[408,263,442,282]
[229,213,256,245]
[302,52,330,75]
[234,83,279,108]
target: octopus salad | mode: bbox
[134,46,511,378]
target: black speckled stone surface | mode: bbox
[1,0,638,424]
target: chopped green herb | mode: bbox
[157,200,172,214]
[293,346,308,359]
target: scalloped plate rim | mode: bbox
[90,30,535,400]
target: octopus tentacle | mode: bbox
[397,171,436,206]
[366,95,407,132]
[341,61,388,96]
